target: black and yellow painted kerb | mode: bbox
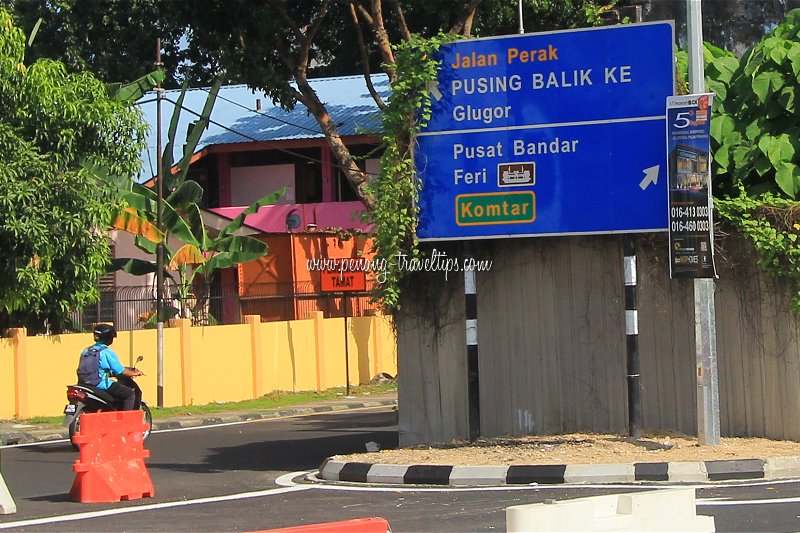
[455,191,535,226]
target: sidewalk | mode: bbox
[0,391,398,446]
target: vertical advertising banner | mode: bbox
[666,94,717,278]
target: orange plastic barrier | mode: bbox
[70,410,155,503]
[256,518,391,533]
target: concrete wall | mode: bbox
[231,164,295,206]
[398,234,800,446]
[1,313,396,419]
[0,338,14,422]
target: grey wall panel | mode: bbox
[397,234,800,446]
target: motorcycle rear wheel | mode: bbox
[141,402,153,440]
[68,404,84,451]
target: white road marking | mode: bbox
[1,439,71,449]
[698,496,800,506]
[0,485,311,530]
[275,470,317,486]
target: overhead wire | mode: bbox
[194,82,388,139]
[148,95,382,179]
[194,85,325,136]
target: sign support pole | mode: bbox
[622,6,645,441]
[344,295,350,397]
[624,236,642,438]
[686,0,721,445]
[465,245,480,442]
[319,267,365,399]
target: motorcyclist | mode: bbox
[77,324,143,410]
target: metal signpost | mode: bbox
[686,0,721,446]
[321,270,367,397]
[416,22,674,241]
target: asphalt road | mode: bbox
[1,406,800,532]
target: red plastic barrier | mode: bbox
[255,517,391,533]
[70,410,155,503]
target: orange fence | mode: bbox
[1,312,396,420]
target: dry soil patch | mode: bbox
[335,433,800,466]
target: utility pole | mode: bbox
[686,0,721,445]
[155,38,165,408]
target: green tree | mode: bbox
[168,0,611,208]
[5,1,608,208]
[692,9,800,199]
[1,0,187,86]
[0,8,146,332]
[672,9,800,313]
[4,1,610,310]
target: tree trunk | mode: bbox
[295,75,377,209]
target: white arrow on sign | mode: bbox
[426,80,443,101]
[639,165,660,190]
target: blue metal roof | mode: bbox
[136,74,389,182]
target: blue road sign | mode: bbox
[415,22,675,241]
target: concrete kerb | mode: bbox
[0,397,398,447]
[765,455,800,479]
[318,455,800,486]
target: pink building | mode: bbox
[87,75,388,329]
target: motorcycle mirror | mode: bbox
[136,355,144,363]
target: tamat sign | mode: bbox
[415,21,675,241]
[321,270,367,292]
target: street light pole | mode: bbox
[155,38,165,409]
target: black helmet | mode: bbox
[93,324,117,345]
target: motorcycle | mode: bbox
[63,356,153,450]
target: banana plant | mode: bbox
[90,76,283,321]
[112,186,285,319]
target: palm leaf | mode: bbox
[108,70,166,103]
[81,159,130,189]
[173,79,222,185]
[109,258,157,275]
[201,236,268,273]
[168,244,206,270]
[218,188,285,240]
[134,235,159,255]
[167,180,204,209]
[161,79,189,179]
[111,208,164,243]
[186,204,210,248]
